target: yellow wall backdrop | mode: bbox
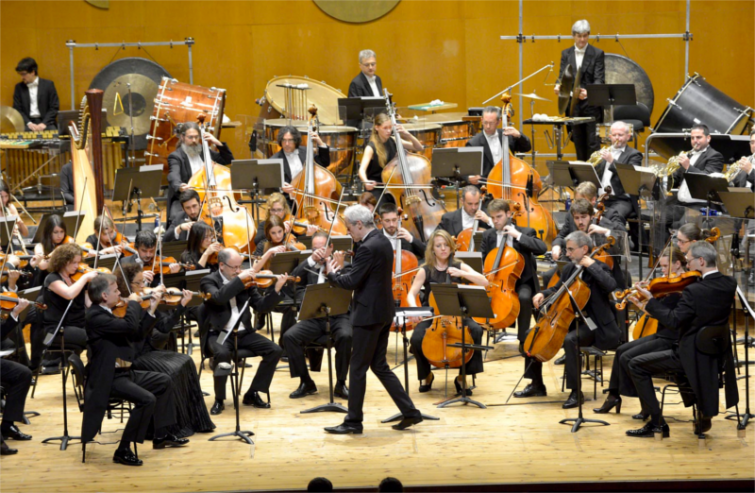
[1,0,753,160]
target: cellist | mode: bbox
[406,230,488,395]
[378,202,426,260]
[438,186,492,238]
[524,231,620,408]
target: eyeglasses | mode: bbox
[677,238,691,245]
[224,263,242,271]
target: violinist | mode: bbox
[281,233,352,399]
[33,214,73,274]
[526,231,620,408]
[84,215,129,255]
[200,248,287,415]
[675,223,716,254]
[0,181,28,238]
[163,190,202,242]
[357,113,423,203]
[358,192,378,213]
[594,247,686,418]
[378,203,426,259]
[253,215,303,270]
[1,296,33,456]
[180,222,223,272]
[593,121,643,224]
[253,192,317,246]
[166,122,234,219]
[480,199,546,354]
[464,106,531,187]
[121,231,182,287]
[438,186,492,238]
[407,229,489,395]
[625,242,738,438]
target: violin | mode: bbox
[71,263,111,281]
[421,291,473,368]
[632,313,659,340]
[242,270,300,289]
[112,295,152,317]
[143,256,196,275]
[145,287,207,305]
[0,265,33,284]
[0,292,47,320]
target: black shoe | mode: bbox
[281,356,289,363]
[454,377,472,396]
[562,391,584,409]
[1,439,17,456]
[695,411,712,434]
[632,411,650,420]
[418,373,434,393]
[593,396,622,414]
[514,383,547,398]
[334,382,349,399]
[210,401,224,415]
[153,433,190,449]
[392,415,423,431]
[243,391,270,408]
[289,380,317,399]
[554,354,566,365]
[41,365,61,375]
[324,423,363,434]
[1,424,32,441]
[626,421,669,438]
[113,448,143,466]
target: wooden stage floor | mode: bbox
[2,318,754,493]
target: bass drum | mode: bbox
[651,73,753,159]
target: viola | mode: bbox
[421,291,473,368]
[71,263,112,282]
[632,313,659,340]
[0,292,47,320]
[614,271,701,310]
[112,295,152,317]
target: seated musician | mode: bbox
[275,126,331,206]
[13,57,59,132]
[0,181,29,238]
[675,223,716,254]
[548,182,597,266]
[84,215,129,255]
[33,214,73,274]
[480,199,546,376]
[378,202,426,260]
[464,106,531,187]
[200,248,287,415]
[525,231,621,408]
[593,121,643,223]
[252,215,300,267]
[407,230,488,395]
[348,49,382,98]
[166,122,234,219]
[114,264,215,434]
[438,185,492,238]
[626,242,738,438]
[358,192,378,213]
[253,192,317,247]
[672,124,724,187]
[1,298,33,456]
[180,222,223,272]
[281,232,352,399]
[594,247,686,418]
[357,113,424,204]
[82,274,188,467]
[121,231,182,287]
[60,161,74,210]
[730,129,755,190]
[163,190,202,242]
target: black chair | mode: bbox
[613,103,651,149]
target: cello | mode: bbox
[483,94,556,247]
[422,291,474,369]
[380,90,446,243]
[390,210,420,332]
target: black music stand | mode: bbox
[432,148,483,209]
[338,97,386,124]
[329,236,353,253]
[586,84,637,123]
[614,163,657,279]
[113,165,163,232]
[455,252,483,274]
[548,160,577,189]
[178,269,211,355]
[0,217,14,248]
[159,241,188,261]
[719,191,755,220]
[430,283,494,409]
[231,158,284,221]
[83,254,118,271]
[299,283,353,414]
[685,173,729,225]
[569,163,602,190]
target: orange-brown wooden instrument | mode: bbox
[480,242,525,329]
[390,212,420,332]
[70,263,112,282]
[422,292,473,368]
[632,314,659,340]
[0,292,47,320]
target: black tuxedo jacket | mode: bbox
[540,260,620,350]
[13,78,59,127]
[327,229,394,326]
[480,225,547,292]
[163,209,196,242]
[166,143,234,217]
[438,209,491,238]
[672,147,725,187]
[270,145,331,185]
[731,167,755,189]
[646,272,739,417]
[381,230,426,260]
[593,146,644,197]
[348,73,383,98]
[60,161,74,206]
[465,129,532,180]
[557,45,605,118]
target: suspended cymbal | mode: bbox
[558,64,575,115]
[0,106,25,133]
[514,92,552,102]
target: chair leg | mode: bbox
[82,442,86,463]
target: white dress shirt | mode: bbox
[702,269,719,279]
[689,147,708,168]
[306,256,326,284]
[485,131,503,166]
[495,230,515,249]
[219,272,246,333]
[285,150,303,180]
[461,209,493,230]
[366,75,381,97]
[575,45,586,72]
[27,77,41,118]
[599,146,625,196]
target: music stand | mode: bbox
[719,191,755,220]
[113,165,163,232]
[0,216,14,247]
[231,158,284,221]
[338,97,386,123]
[586,84,637,123]
[685,173,730,222]
[329,236,353,253]
[432,148,483,209]
[430,283,494,409]
[569,163,602,191]
[455,251,483,274]
[269,251,301,276]
[614,163,658,278]
[298,283,353,414]
[548,160,577,188]
[83,254,118,271]
[297,237,313,250]
[160,241,188,261]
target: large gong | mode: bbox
[605,53,654,115]
[89,57,171,150]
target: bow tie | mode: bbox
[575,49,586,55]
[26,81,38,88]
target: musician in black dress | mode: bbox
[33,214,73,275]
[13,57,59,132]
[357,113,423,204]
[378,202,426,259]
[1,298,33,456]
[164,190,202,242]
[407,229,488,395]
[180,222,222,272]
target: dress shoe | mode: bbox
[243,391,270,408]
[554,354,566,365]
[289,380,317,399]
[392,415,423,431]
[514,383,547,398]
[210,400,224,415]
[42,365,61,375]
[454,377,472,396]
[418,372,434,393]
[695,411,712,434]
[562,391,584,409]
[324,423,363,434]
[632,411,650,420]
[334,382,349,399]
[593,395,622,414]
[1,439,17,456]
[627,421,670,438]
[113,448,143,466]
[1,424,32,441]
[153,433,190,449]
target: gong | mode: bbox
[604,53,654,115]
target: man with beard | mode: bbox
[377,203,426,260]
[166,122,234,219]
[163,190,202,242]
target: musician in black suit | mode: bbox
[120,231,182,288]
[324,205,422,433]
[464,106,532,187]
[59,161,74,210]
[378,202,426,259]
[593,121,644,223]
[82,274,187,467]
[163,190,201,242]
[348,50,383,98]
[526,231,621,408]
[274,126,330,208]
[199,248,287,415]
[672,124,725,188]
[729,129,754,191]
[13,58,59,132]
[437,186,492,238]
[626,242,738,438]
[554,20,605,161]
[166,122,234,219]
[1,299,33,456]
